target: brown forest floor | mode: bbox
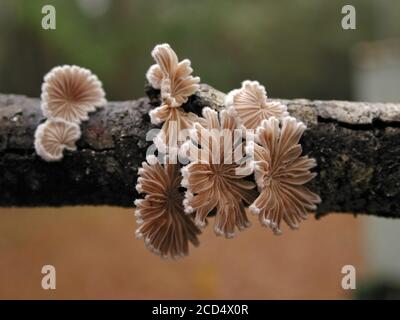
[0,207,365,299]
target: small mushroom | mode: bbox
[147,43,200,107]
[34,118,81,162]
[41,65,106,123]
[146,44,204,152]
[247,116,321,234]
[134,155,201,259]
[225,80,288,130]
[181,107,257,238]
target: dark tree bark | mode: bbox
[0,84,399,219]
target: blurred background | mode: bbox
[0,0,399,299]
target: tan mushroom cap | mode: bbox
[146,43,200,108]
[41,65,106,123]
[34,118,81,162]
[248,116,321,234]
[146,44,204,151]
[225,80,288,130]
[181,107,257,238]
[135,155,201,259]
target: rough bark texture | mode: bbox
[0,84,399,219]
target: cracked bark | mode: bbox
[0,84,399,219]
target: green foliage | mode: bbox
[0,0,399,100]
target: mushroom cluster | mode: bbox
[146,43,205,152]
[135,43,321,259]
[34,65,106,161]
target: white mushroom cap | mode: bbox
[225,80,288,130]
[146,43,200,108]
[41,65,106,123]
[34,118,81,162]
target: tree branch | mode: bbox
[1,84,399,218]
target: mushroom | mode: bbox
[247,116,321,234]
[34,118,81,162]
[181,107,257,238]
[147,43,200,107]
[225,80,288,130]
[41,65,106,123]
[146,44,204,152]
[134,155,201,259]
